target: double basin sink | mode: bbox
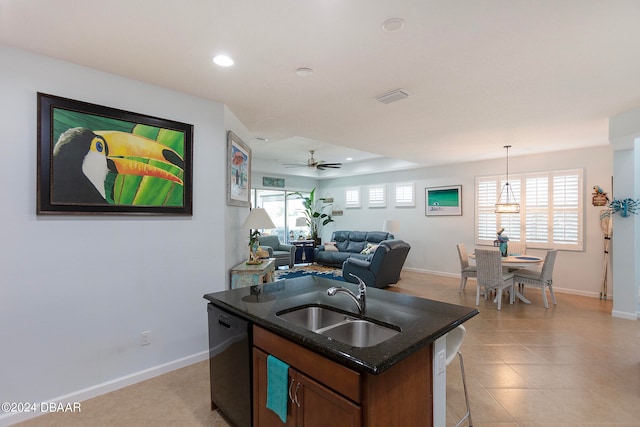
[276,305,400,347]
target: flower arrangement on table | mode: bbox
[494,227,509,257]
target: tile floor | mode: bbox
[14,271,640,427]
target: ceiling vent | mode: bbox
[376,89,410,104]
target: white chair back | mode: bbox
[457,243,470,269]
[540,249,558,283]
[475,249,504,288]
[446,325,466,365]
[507,241,527,256]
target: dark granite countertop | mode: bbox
[203,276,478,375]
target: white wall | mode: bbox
[609,108,640,319]
[317,146,613,298]
[0,47,229,425]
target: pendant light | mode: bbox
[495,145,520,213]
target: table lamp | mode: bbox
[382,219,400,235]
[295,217,307,239]
[242,208,276,264]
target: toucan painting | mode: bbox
[38,93,193,215]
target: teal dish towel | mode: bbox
[266,355,289,423]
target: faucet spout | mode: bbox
[327,274,367,315]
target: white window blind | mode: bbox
[395,182,415,207]
[345,187,361,208]
[475,169,583,250]
[368,185,386,207]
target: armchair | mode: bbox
[342,239,411,289]
[257,235,295,268]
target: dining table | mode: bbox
[468,253,543,304]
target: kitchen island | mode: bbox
[204,275,478,427]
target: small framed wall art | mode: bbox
[425,185,462,216]
[227,131,251,207]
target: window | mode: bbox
[368,185,386,208]
[252,189,310,242]
[345,187,361,208]
[394,182,415,207]
[475,169,583,250]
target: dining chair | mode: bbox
[506,241,527,272]
[457,243,477,293]
[475,249,514,310]
[507,241,527,256]
[446,325,473,427]
[513,250,558,308]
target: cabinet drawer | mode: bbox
[253,325,361,403]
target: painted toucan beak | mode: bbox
[94,131,184,185]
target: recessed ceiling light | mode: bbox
[346,157,353,161]
[213,55,234,67]
[296,67,313,77]
[382,18,405,32]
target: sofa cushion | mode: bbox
[324,242,338,252]
[365,231,392,244]
[361,243,379,254]
[314,230,395,267]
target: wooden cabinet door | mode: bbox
[253,348,296,427]
[254,348,361,427]
[294,371,361,427]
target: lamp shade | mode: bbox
[242,208,276,230]
[382,219,400,234]
[295,217,307,227]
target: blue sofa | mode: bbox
[314,230,394,268]
[343,239,411,288]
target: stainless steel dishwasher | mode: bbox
[207,303,251,427]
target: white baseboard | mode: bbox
[0,350,209,427]
[611,310,638,320]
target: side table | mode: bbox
[230,258,276,289]
[290,240,315,264]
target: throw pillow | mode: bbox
[324,242,338,252]
[360,243,378,254]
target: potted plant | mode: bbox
[288,188,334,245]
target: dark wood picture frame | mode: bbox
[37,93,193,215]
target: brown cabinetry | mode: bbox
[254,348,361,427]
[252,326,433,427]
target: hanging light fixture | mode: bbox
[495,145,520,213]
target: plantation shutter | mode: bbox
[476,169,583,250]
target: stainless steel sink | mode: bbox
[277,306,351,332]
[276,305,400,347]
[320,320,400,347]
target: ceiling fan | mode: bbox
[284,150,342,170]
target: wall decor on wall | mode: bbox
[37,93,193,215]
[591,185,609,206]
[425,185,462,216]
[262,176,285,188]
[227,131,251,207]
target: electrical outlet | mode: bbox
[140,331,151,346]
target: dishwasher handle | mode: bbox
[217,312,237,329]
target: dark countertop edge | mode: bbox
[204,280,479,375]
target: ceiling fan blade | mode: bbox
[317,163,342,169]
